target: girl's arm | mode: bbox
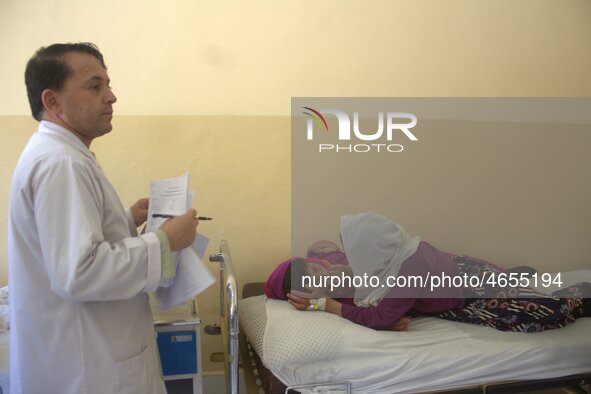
[287,292,411,331]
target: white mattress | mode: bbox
[239,295,267,357]
[240,295,591,394]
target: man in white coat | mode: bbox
[8,43,198,394]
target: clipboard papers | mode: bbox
[146,172,215,309]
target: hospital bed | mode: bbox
[212,240,591,394]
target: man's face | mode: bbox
[53,52,117,144]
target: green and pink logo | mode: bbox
[302,106,329,133]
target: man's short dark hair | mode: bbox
[24,42,107,121]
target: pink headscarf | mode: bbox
[263,258,293,300]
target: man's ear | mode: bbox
[40,89,61,116]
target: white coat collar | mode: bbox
[38,120,97,160]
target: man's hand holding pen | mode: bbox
[159,209,198,251]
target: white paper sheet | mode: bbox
[147,173,216,309]
[146,172,190,232]
[155,247,215,309]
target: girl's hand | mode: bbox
[287,291,312,311]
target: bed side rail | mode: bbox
[210,239,239,394]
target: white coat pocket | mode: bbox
[115,345,151,394]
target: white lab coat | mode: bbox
[8,121,166,394]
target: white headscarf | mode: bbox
[340,212,420,307]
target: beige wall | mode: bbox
[2,0,591,117]
[1,0,590,373]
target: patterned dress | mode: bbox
[437,256,589,332]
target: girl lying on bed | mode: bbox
[264,212,590,333]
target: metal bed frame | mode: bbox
[210,239,239,394]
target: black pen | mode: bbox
[152,213,213,220]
